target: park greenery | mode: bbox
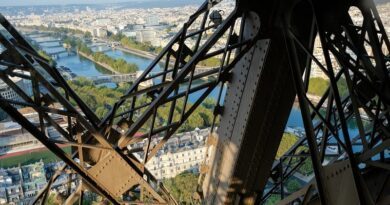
[120,35,163,54]
[32,43,56,66]
[75,39,139,74]
[0,147,71,168]
[308,77,329,96]
[38,50,51,60]
[308,77,349,97]
[198,57,221,67]
[298,158,314,176]
[286,179,302,193]
[265,195,281,205]
[92,52,138,73]
[38,50,57,66]
[62,36,79,48]
[263,179,302,205]
[47,192,99,205]
[276,133,314,176]
[67,77,130,118]
[163,171,199,204]
[67,77,215,133]
[336,77,349,97]
[276,133,299,159]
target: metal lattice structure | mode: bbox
[259,0,390,203]
[0,0,257,204]
[0,0,389,204]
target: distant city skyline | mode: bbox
[2,0,388,7]
[1,0,147,7]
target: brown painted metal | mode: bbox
[0,0,389,204]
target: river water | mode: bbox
[34,35,226,103]
[32,35,367,156]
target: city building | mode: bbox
[0,161,47,205]
[0,122,40,155]
[135,29,156,43]
[145,16,159,26]
[0,108,66,155]
[135,29,162,47]
[0,76,32,121]
[0,77,27,103]
[133,128,211,180]
[147,143,208,180]
[92,27,108,38]
[0,128,212,204]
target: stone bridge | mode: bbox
[84,71,153,87]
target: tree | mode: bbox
[109,33,125,41]
[92,51,138,74]
[276,133,299,159]
[298,158,313,176]
[120,36,161,53]
[38,50,56,66]
[63,36,78,48]
[84,31,92,39]
[265,195,281,205]
[286,179,301,193]
[163,171,199,204]
[68,78,215,130]
[198,57,221,67]
[202,98,216,110]
[337,76,348,97]
[46,193,58,205]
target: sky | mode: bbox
[1,0,136,6]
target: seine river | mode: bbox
[33,35,366,155]
[33,36,226,103]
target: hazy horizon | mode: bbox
[0,0,388,7]
[1,0,153,7]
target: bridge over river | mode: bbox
[82,71,153,87]
[81,67,216,87]
[48,50,76,58]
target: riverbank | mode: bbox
[118,45,213,69]
[117,45,176,67]
[78,51,120,74]
[117,46,157,60]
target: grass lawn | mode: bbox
[0,147,71,168]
